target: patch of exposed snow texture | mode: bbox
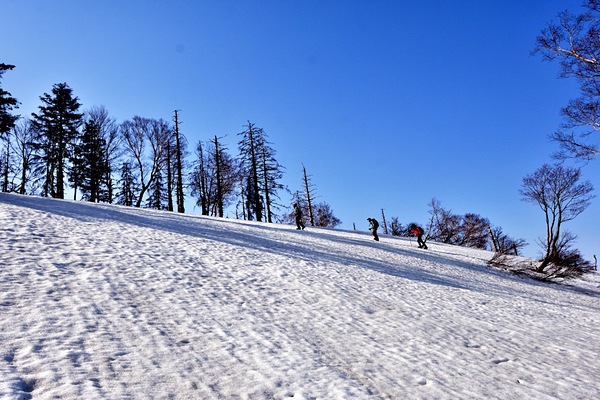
[1,193,599,399]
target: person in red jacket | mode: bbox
[410,223,428,249]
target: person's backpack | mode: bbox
[410,224,422,236]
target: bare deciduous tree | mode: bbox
[458,213,490,249]
[121,116,170,207]
[427,198,460,244]
[313,202,341,228]
[535,1,600,161]
[521,163,594,272]
[9,118,37,194]
[190,139,238,217]
[489,226,527,256]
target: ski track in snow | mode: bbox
[1,193,600,399]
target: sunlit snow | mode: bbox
[1,193,599,399]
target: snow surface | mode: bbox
[1,193,599,400]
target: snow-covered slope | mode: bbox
[1,193,599,400]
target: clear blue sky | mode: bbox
[2,0,598,261]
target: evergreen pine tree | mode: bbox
[1,140,10,192]
[115,161,138,207]
[86,106,120,204]
[72,119,110,202]
[0,63,19,139]
[31,83,83,199]
[146,169,168,210]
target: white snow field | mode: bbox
[1,193,599,400]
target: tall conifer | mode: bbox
[31,83,82,198]
[0,63,19,139]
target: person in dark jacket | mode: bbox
[293,203,305,230]
[410,223,428,249]
[367,218,379,241]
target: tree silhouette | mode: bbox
[521,164,594,272]
[31,82,83,198]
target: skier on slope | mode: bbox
[367,218,379,241]
[410,223,428,249]
[293,203,305,230]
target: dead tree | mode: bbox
[302,164,316,226]
[173,110,186,213]
[381,209,389,235]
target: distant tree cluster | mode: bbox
[0,80,188,213]
[188,120,290,223]
[0,71,340,226]
[385,198,526,255]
